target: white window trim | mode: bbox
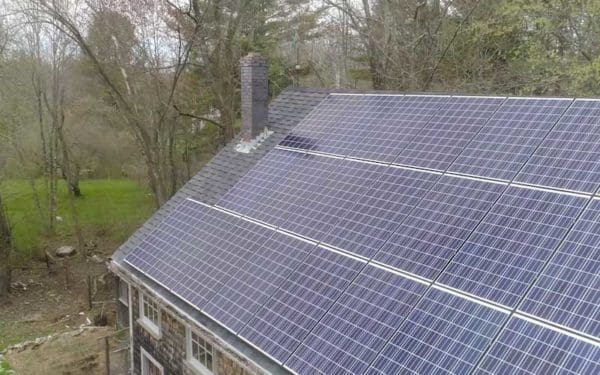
[186,326,216,375]
[118,279,129,306]
[138,293,162,339]
[140,346,164,375]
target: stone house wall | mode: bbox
[130,285,261,375]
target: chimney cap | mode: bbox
[241,52,266,61]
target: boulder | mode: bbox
[55,246,76,257]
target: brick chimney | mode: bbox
[240,52,268,141]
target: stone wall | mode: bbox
[130,286,260,375]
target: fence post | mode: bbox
[105,336,110,375]
[88,275,93,310]
[64,260,69,290]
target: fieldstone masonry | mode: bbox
[131,287,260,375]
[240,53,269,141]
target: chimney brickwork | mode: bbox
[240,53,269,141]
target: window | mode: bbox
[118,279,129,306]
[187,328,215,374]
[138,293,161,338]
[141,347,164,375]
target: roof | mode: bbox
[113,91,600,375]
[112,87,329,264]
[111,87,328,374]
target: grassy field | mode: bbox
[1,179,156,259]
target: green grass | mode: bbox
[0,352,14,375]
[0,358,13,375]
[1,179,156,258]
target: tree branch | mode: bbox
[173,104,223,129]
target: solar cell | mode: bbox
[280,158,387,242]
[217,149,303,215]
[203,231,316,333]
[439,186,587,308]
[394,96,505,171]
[286,265,427,375]
[374,175,505,280]
[320,166,439,258]
[125,200,275,308]
[450,98,571,181]
[516,99,600,193]
[280,95,448,163]
[366,288,507,375]
[475,317,600,375]
[519,198,600,338]
[239,246,363,363]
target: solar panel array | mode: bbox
[125,93,600,374]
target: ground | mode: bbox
[4,327,128,375]
[0,179,155,373]
[0,239,111,351]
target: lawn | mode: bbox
[1,179,156,258]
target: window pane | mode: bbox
[149,360,161,375]
[193,342,199,359]
[206,353,213,370]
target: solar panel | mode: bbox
[450,98,571,181]
[239,246,363,363]
[394,96,505,171]
[286,265,427,375]
[320,167,439,258]
[280,95,372,155]
[349,95,448,163]
[202,231,316,333]
[439,186,587,308]
[280,159,387,242]
[374,176,505,280]
[366,288,507,375]
[125,92,600,375]
[239,153,343,227]
[125,200,274,308]
[280,95,448,163]
[519,198,600,338]
[475,317,600,375]
[217,149,303,215]
[515,99,600,193]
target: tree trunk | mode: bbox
[362,0,385,89]
[0,194,11,300]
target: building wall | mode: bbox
[130,285,262,375]
[116,277,130,328]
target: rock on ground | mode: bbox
[55,246,76,257]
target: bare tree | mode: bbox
[27,0,201,206]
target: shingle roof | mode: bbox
[112,88,329,264]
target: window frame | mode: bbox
[186,327,216,375]
[118,279,129,306]
[138,293,161,339]
[140,346,164,375]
